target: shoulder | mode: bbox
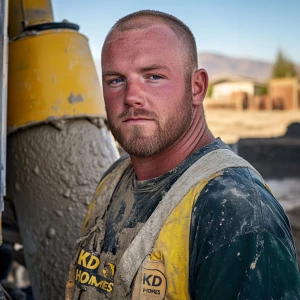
[100,154,131,182]
[80,155,131,233]
[191,166,295,257]
[188,166,300,299]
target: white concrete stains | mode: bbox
[250,239,264,270]
[231,187,250,198]
[219,218,225,226]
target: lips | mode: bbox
[119,109,157,123]
[123,117,153,122]
[122,118,155,127]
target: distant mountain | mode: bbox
[198,52,273,82]
[95,52,300,83]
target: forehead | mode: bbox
[101,24,187,69]
[106,18,181,42]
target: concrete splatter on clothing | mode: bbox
[67,139,300,299]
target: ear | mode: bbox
[192,68,209,106]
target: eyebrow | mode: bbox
[140,64,170,72]
[102,64,170,77]
[102,71,123,77]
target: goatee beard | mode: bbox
[108,100,192,158]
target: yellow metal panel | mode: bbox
[9,0,54,39]
[8,30,105,129]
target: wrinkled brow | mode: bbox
[102,65,171,77]
[140,64,170,72]
[102,71,123,77]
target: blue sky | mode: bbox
[52,0,300,65]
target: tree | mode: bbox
[256,84,268,96]
[272,50,297,78]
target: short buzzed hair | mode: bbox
[104,10,198,72]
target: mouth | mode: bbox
[123,117,154,124]
[119,109,157,124]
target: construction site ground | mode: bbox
[205,107,300,209]
[204,108,300,145]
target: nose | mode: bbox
[124,80,145,107]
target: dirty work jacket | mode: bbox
[65,138,300,299]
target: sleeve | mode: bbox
[192,231,300,300]
[189,167,300,300]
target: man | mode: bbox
[66,10,300,299]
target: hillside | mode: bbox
[198,52,273,82]
[95,52,300,83]
[198,52,300,82]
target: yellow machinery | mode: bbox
[3,0,119,298]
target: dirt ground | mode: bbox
[204,108,300,144]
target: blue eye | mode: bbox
[149,75,162,80]
[110,78,125,85]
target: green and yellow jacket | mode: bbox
[66,138,300,300]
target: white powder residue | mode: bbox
[250,240,264,269]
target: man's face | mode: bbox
[101,24,194,158]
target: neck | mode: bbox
[130,106,215,181]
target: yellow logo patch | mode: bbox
[132,258,167,299]
[75,248,115,294]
